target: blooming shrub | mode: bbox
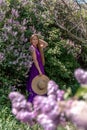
[9,68,87,130]
[0,0,33,88]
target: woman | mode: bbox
[26,34,48,103]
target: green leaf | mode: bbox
[75,86,87,97]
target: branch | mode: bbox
[55,19,86,44]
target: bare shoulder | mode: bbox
[29,45,35,53]
[29,45,36,60]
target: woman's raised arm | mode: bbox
[39,39,48,49]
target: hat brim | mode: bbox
[32,75,49,95]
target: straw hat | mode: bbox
[32,75,49,95]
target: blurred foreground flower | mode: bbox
[9,77,87,130]
[74,68,87,85]
[74,68,87,98]
[64,100,87,130]
[9,80,65,130]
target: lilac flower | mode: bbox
[7,18,13,24]
[48,94,57,101]
[0,0,3,5]
[16,110,35,125]
[12,100,27,109]
[0,52,5,62]
[12,108,19,115]
[74,68,87,85]
[22,19,27,25]
[37,114,57,130]
[65,100,87,130]
[56,90,65,101]
[9,92,35,126]
[11,8,19,18]
[9,92,25,101]
[47,80,59,95]
[12,31,18,36]
[20,26,26,32]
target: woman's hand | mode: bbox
[39,39,48,49]
[39,70,43,76]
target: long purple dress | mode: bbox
[26,45,45,103]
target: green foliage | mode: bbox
[75,85,87,100]
[44,27,80,95]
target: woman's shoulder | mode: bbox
[29,45,35,53]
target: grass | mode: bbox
[0,104,40,130]
[0,105,77,130]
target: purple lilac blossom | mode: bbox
[74,68,87,85]
[64,100,87,130]
[11,8,19,18]
[9,80,65,130]
[9,78,87,130]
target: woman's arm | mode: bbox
[39,39,48,65]
[39,39,48,49]
[31,49,42,75]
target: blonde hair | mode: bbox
[30,34,45,65]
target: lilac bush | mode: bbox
[0,0,30,68]
[9,68,87,130]
[0,0,34,87]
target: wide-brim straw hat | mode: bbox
[32,75,50,95]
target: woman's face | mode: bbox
[31,36,39,47]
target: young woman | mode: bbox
[26,34,48,103]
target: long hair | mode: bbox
[30,34,45,65]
